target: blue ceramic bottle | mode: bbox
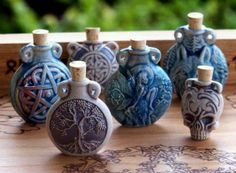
[67,27,119,87]
[163,12,228,98]
[105,40,172,127]
[182,66,224,140]
[10,29,71,123]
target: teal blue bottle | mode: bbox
[163,12,228,98]
[105,40,172,127]
[10,29,71,124]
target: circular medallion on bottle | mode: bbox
[48,99,108,155]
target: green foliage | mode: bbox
[0,0,236,33]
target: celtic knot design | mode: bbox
[17,63,70,123]
[49,99,108,155]
[70,43,118,85]
[81,52,111,84]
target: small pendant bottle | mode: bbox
[46,61,112,156]
[67,27,119,87]
[181,65,224,140]
[10,29,71,123]
[163,12,228,98]
[105,40,172,127]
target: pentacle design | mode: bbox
[49,99,108,155]
[81,52,111,84]
[17,63,70,123]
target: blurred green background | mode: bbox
[0,0,235,33]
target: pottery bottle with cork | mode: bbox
[67,27,119,87]
[46,61,113,156]
[10,29,71,124]
[181,65,224,140]
[163,12,228,98]
[105,39,172,127]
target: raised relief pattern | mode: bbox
[17,63,70,122]
[49,99,107,155]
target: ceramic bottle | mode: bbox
[181,65,224,140]
[163,12,228,98]
[46,61,112,156]
[10,29,71,124]
[67,27,119,87]
[105,40,172,127]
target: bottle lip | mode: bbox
[180,25,207,35]
[29,42,54,51]
[126,45,151,55]
[84,40,103,44]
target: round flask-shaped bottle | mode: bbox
[47,61,113,156]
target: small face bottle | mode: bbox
[182,65,224,140]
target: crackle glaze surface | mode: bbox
[105,46,172,127]
[181,79,224,140]
[10,43,71,123]
[164,25,228,98]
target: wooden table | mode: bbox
[0,84,235,173]
[1,30,236,172]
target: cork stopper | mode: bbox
[197,65,214,82]
[32,29,49,46]
[187,12,204,30]
[69,61,86,82]
[131,39,146,50]
[85,27,100,42]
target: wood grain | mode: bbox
[1,30,236,96]
[0,84,236,173]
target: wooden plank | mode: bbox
[1,30,236,96]
[0,84,235,173]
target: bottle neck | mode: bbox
[32,44,52,60]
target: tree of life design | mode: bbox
[81,53,111,84]
[17,63,70,123]
[49,99,107,155]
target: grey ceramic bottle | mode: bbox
[67,27,119,87]
[10,29,71,124]
[46,61,113,156]
[181,65,224,140]
[163,12,228,98]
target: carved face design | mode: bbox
[182,83,223,140]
